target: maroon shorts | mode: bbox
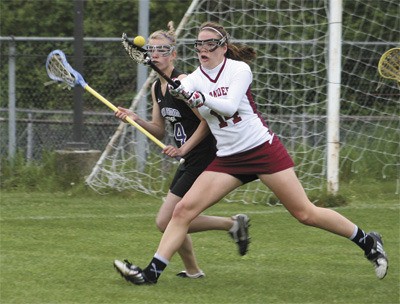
[205,136,294,184]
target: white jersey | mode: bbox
[181,58,274,157]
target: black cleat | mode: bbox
[365,232,388,279]
[113,259,154,285]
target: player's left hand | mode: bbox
[186,91,205,108]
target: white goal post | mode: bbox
[86,0,399,204]
[326,0,343,194]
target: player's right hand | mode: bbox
[115,106,137,123]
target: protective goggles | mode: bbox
[144,44,175,57]
[194,37,227,52]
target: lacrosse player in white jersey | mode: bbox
[116,21,388,285]
[113,22,251,283]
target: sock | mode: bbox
[142,253,169,283]
[349,225,374,254]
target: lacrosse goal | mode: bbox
[86,0,399,204]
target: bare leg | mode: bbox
[156,172,242,261]
[259,167,355,237]
[258,168,388,279]
[156,191,234,274]
[157,192,233,233]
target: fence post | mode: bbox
[135,0,149,172]
[8,39,16,161]
[27,112,33,161]
[69,0,87,150]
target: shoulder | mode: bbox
[182,67,201,85]
[172,68,186,79]
[226,59,252,81]
[151,80,158,92]
[226,58,250,71]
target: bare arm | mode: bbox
[115,82,165,140]
[163,107,211,158]
[162,74,212,158]
[179,108,210,156]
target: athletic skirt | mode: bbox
[205,135,294,184]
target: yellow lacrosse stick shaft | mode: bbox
[84,85,166,150]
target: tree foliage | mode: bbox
[0,0,192,37]
[0,0,192,110]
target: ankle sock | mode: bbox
[349,225,374,254]
[142,253,169,283]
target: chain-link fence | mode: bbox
[1,37,147,160]
[0,108,119,159]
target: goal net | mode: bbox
[86,0,399,204]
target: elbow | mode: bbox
[151,126,165,140]
[149,129,164,140]
[156,132,165,140]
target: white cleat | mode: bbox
[113,259,150,285]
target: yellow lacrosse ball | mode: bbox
[133,36,146,47]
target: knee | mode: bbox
[291,207,317,227]
[155,201,193,231]
[155,215,169,233]
[172,200,195,223]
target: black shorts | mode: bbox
[169,163,205,198]
[170,161,258,198]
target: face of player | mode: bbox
[195,30,227,69]
[147,37,176,71]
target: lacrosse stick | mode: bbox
[45,49,184,164]
[378,47,400,83]
[121,33,179,89]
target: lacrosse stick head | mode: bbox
[378,47,400,82]
[46,50,87,88]
[121,33,150,65]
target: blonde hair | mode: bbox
[199,21,256,64]
[149,21,177,45]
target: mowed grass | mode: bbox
[0,189,399,304]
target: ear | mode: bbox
[222,44,228,55]
[170,50,177,61]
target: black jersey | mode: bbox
[154,68,216,168]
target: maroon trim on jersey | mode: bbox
[200,57,227,83]
[246,88,269,128]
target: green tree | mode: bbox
[0,0,192,109]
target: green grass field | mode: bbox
[0,189,399,304]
